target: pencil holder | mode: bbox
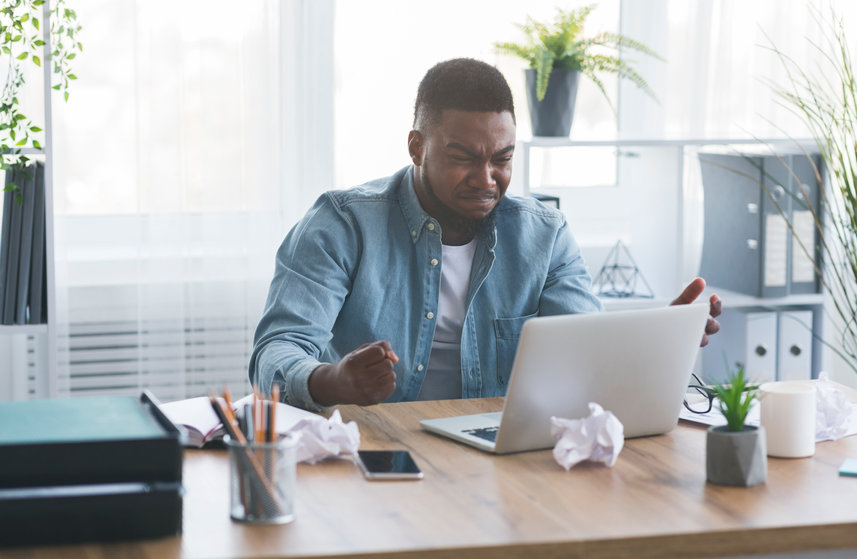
[224,434,297,524]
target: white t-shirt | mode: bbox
[416,239,477,400]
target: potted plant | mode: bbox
[705,366,767,486]
[755,6,857,376]
[494,5,661,137]
[1,0,81,192]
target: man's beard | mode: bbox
[422,170,489,241]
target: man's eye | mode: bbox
[450,155,471,162]
[494,157,513,164]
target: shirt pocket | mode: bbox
[493,312,537,387]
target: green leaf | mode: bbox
[66,52,75,60]
[29,126,42,132]
[32,55,40,67]
[64,90,69,102]
[32,17,39,31]
[34,39,44,46]
[52,84,60,90]
[32,139,41,149]
[15,51,27,60]
[67,73,77,80]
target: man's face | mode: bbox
[409,109,516,225]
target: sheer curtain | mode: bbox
[49,0,333,400]
[618,0,857,139]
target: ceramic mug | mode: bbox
[759,382,816,458]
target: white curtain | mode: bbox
[47,0,333,400]
[618,0,857,139]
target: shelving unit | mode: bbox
[0,3,57,399]
[519,136,828,382]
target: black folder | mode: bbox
[0,391,184,546]
[0,391,183,488]
[0,480,183,546]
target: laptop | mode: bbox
[419,303,711,453]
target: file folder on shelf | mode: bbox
[698,153,821,298]
[777,310,814,381]
[702,309,777,385]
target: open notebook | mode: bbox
[420,304,711,453]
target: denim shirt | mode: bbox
[249,166,603,411]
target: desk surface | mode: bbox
[8,397,857,559]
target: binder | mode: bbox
[0,166,17,322]
[27,161,46,324]
[14,162,37,324]
[2,164,23,324]
[0,480,183,546]
[785,155,822,294]
[0,391,182,488]
[702,309,777,385]
[698,153,821,298]
[777,310,814,381]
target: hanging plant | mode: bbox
[1,0,81,198]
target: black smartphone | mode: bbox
[355,450,424,480]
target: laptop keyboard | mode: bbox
[463,426,499,442]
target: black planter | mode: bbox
[525,68,580,137]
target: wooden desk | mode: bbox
[8,397,857,558]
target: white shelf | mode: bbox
[705,287,824,309]
[0,324,49,336]
[520,136,816,148]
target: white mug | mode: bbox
[759,382,816,458]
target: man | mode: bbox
[250,58,721,412]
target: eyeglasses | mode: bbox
[683,372,716,414]
[683,372,760,414]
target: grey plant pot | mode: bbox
[525,68,580,137]
[706,425,767,486]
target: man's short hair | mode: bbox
[413,58,515,130]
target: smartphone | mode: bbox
[355,450,424,480]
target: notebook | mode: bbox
[419,303,711,453]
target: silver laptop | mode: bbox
[419,303,710,453]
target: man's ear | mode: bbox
[407,130,424,165]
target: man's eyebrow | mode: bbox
[446,142,516,157]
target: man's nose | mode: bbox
[471,163,497,190]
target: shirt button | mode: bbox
[426,311,435,319]
[427,223,435,231]
[411,230,417,237]
[430,258,438,266]
[417,364,424,371]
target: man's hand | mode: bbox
[308,341,398,406]
[670,277,722,347]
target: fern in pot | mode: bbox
[494,4,660,137]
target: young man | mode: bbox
[250,58,721,411]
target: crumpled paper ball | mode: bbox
[550,403,624,470]
[815,371,854,441]
[290,409,360,464]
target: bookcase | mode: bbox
[0,2,57,399]
[517,136,829,384]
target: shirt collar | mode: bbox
[398,165,435,245]
[397,164,498,250]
